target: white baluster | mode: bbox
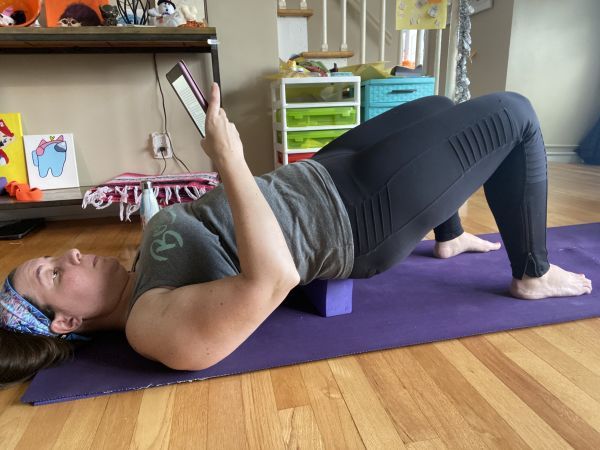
[300,1,308,9]
[433,29,442,94]
[397,30,404,66]
[278,0,287,9]
[321,0,328,52]
[379,0,386,61]
[361,0,367,63]
[416,29,424,67]
[341,0,348,51]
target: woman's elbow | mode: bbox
[162,351,222,372]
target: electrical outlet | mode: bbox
[151,132,173,159]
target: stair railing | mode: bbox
[278,0,461,97]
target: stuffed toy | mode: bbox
[148,0,186,27]
[0,10,15,26]
[100,4,119,26]
[59,3,101,27]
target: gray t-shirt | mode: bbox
[129,159,354,310]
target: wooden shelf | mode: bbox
[0,186,91,210]
[0,27,218,53]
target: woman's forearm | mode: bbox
[216,155,300,288]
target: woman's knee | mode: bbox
[496,91,540,126]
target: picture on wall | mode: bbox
[0,113,28,185]
[23,134,80,190]
[45,0,108,27]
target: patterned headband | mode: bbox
[0,276,90,341]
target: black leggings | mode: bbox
[311,92,549,280]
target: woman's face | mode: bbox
[11,249,129,332]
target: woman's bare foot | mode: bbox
[433,232,501,259]
[510,264,593,300]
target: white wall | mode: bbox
[506,0,600,161]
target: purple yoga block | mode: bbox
[300,279,353,317]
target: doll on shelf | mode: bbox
[148,0,186,27]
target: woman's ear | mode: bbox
[50,314,83,335]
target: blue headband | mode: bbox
[0,277,90,341]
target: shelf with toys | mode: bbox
[271,76,361,167]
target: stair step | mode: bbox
[277,8,314,18]
[301,50,354,59]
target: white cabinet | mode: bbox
[271,76,361,166]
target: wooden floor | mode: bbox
[0,162,599,449]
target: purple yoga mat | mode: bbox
[22,223,600,405]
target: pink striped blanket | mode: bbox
[82,172,220,221]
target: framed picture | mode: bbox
[0,113,28,185]
[45,0,108,27]
[23,134,80,190]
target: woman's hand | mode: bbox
[201,83,244,167]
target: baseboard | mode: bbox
[546,145,582,164]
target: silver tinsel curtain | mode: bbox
[455,0,474,103]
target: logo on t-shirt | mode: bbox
[150,209,184,262]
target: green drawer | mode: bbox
[277,128,350,149]
[276,106,357,127]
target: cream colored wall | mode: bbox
[506,0,600,159]
[1,0,279,190]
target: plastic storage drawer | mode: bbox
[361,77,435,106]
[276,106,357,127]
[277,151,316,164]
[277,128,350,149]
[361,105,399,121]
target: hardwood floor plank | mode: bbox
[461,335,600,448]
[533,325,600,376]
[131,386,175,450]
[486,331,600,431]
[509,328,600,405]
[0,384,35,450]
[90,391,143,450]
[383,347,490,449]
[299,360,365,449]
[168,380,209,450]
[434,339,571,448]
[278,405,325,449]
[52,397,109,450]
[406,438,447,450]
[356,351,437,443]
[14,401,73,450]
[408,343,529,449]
[206,376,248,449]
[328,356,406,448]
[241,370,286,449]
[270,365,311,411]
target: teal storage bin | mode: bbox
[361,77,435,122]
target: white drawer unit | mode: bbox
[271,76,361,166]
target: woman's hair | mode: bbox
[0,271,74,388]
